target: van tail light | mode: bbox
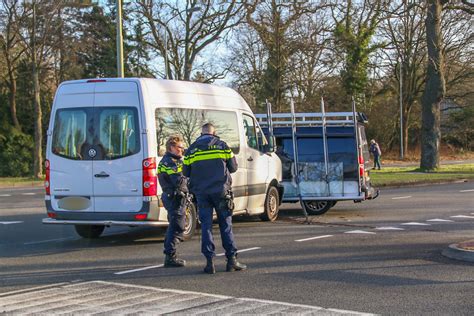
[358,154,365,178]
[45,159,50,195]
[134,214,147,220]
[142,157,157,196]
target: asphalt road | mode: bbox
[0,182,473,315]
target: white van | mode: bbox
[43,78,283,239]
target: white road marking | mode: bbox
[459,189,474,193]
[426,218,454,222]
[0,221,23,225]
[0,281,371,315]
[238,297,372,315]
[23,237,76,245]
[21,193,36,196]
[216,247,261,257]
[0,194,12,197]
[344,230,376,234]
[114,264,164,275]
[0,282,69,297]
[401,222,431,226]
[375,226,405,231]
[295,235,333,242]
[450,215,474,219]
[391,196,412,200]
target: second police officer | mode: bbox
[183,123,247,274]
[157,135,188,268]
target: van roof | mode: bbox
[58,78,250,112]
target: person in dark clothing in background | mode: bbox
[370,139,382,170]
[183,123,246,274]
[158,135,188,267]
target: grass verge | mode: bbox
[1,164,473,188]
[0,177,44,188]
[370,164,474,187]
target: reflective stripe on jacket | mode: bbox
[183,134,238,195]
[157,152,184,195]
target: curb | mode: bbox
[442,240,474,263]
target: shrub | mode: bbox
[0,129,34,177]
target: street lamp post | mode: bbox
[116,0,124,78]
[399,56,404,160]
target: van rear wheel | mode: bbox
[260,186,279,222]
[302,200,335,216]
[182,202,197,240]
[74,225,105,239]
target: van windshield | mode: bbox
[52,107,140,160]
[155,108,240,156]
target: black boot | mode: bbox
[226,255,247,272]
[204,257,216,274]
[164,254,186,267]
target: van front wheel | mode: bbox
[182,202,197,240]
[260,186,279,222]
[74,225,105,239]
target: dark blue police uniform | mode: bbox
[158,152,186,256]
[183,134,238,259]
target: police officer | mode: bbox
[158,135,188,267]
[183,123,246,274]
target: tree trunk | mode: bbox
[32,2,43,179]
[420,0,445,170]
[5,51,21,130]
[8,74,21,130]
[403,107,409,156]
[33,62,43,179]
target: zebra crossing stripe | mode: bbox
[0,281,372,315]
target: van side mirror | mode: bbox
[262,135,276,153]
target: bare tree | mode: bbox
[380,0,426,155]
[16,0,62,178]
[136,0,245,81]
[288,12,333,111]
[441,7,473,103]
[0,0,26,130]
[244,0,327,111]
[420,0,472,170]
[228,25,267,110]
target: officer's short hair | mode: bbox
[202,123,216,135]
[166,135,184,151]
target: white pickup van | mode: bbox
[43,78,283,239]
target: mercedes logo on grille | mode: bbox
[88,148,97,158]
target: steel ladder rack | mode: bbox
[255,112,356,127]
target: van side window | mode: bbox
[155,108,240,156]
[52,109,88,160]
[242,114,258,150]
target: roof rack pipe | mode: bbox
[320,97,330,197]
